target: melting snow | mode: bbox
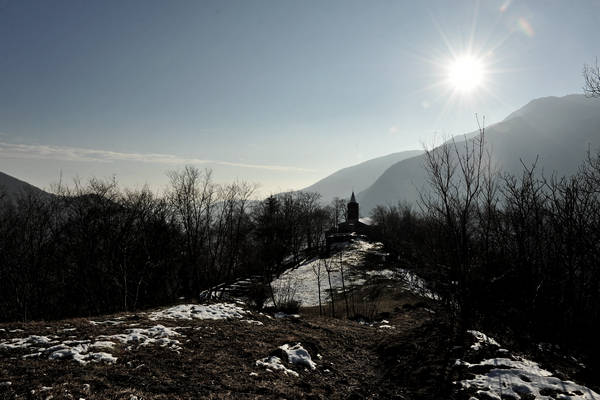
[0,335,56,350]
[148,303,247,321]
[3,337,121,365]
[458,331,599,400]
[468,330,500,350]
[269,238,438,307]
[90,341,116,350]
[395,268,439,300]
[460,357,599,400]
[242,319,264,326]
[255,343,316,377]
[269,240,385,307]
[256,356,299,377]
[1,303,254,369]
[358,319,395,329]
[1,325,185,365]
[279,343,316,370]
[98,325,183,351]
[89,319,124,326]
[46,342,117,365]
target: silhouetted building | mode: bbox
[347,191,359,223]
[326,191,370,247]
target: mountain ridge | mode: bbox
[0,171,50,203]
[301,150,423,203]
[357,94,600,214]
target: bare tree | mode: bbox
[323,256,336,317]
[338,247,350,317]
[167,166,216,295]
[330,197,347,230]
[420,118,488,325]
[311,258,324,316]
[583,58,600,98]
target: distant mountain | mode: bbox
[0,171,50,203]
[358,94,600,214]
[301,150,423,203]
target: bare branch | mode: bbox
[583,58,600,98]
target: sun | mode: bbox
[447,54,485,93]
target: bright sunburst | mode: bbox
[447,54,485,93]
[408,9,509,114]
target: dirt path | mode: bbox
[0,299,451,400]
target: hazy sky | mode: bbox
[1,0,598,196]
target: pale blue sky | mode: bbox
[1,0,599,195]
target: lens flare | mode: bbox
[518,17,535,37]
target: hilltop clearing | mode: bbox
[2,237,598,399]
[1,297,451,399]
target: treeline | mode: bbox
[0,166,337,322]
[371,131,600,367]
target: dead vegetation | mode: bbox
[0,294,452,400]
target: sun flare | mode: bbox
[447,55,485,93]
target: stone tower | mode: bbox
[347,191,359,223]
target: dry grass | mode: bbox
[0,292,452,400]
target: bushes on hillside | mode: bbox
[372,131,600,370]
[0,168,335,322]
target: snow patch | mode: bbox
[148,303,247,321]
[269,240,385,307]
[0,335,56,350]
[268,238,438,307]
[242,319,264,326]
[98,325,183,351]
[89,319,124,326]
[2,325,184,365]
[255,343,316,377]
[366,269,395,279]
[40,342,116,365]
[358,319,395,329]
[46,342,117,365]
[458,330,598,400]
[255,356,299,377]
[90,341,116,350]
[460,357,599,400]
[395,268,439,300]
[279,343,316,370]
[468,330,500,350]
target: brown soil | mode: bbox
[0,295,456,400]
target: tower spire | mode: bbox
[347,191,359,223]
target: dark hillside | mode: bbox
[0,171,50,203]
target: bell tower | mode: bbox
[347,191,359,223]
